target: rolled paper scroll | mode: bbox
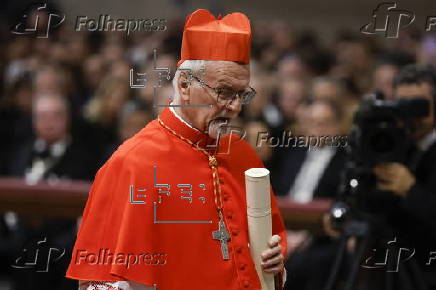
[245,168,275,290]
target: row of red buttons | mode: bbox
[221,185,252,289]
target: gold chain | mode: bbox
[157,117,224,212]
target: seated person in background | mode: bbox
[8,93,95,182]
[272,99,347,202]
[275,79,307,133]
[4,93,95,290]
[271,99,348,290]
[82,76,132,156]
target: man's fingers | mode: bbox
[377,182,393,191]
[374,167,393,181]
[262,258,284,274]
[376,163,395,170]
[323,213,341,238]
[375,174,391,183]
[261,236,284,275]
[260,235,283,271]
[262,263,283,274]
[261,254,283,268]
[268,235,281,247]
[261,245,281,261]
[374,162,414,196]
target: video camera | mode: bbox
[349,90,430,169]
[331,91,431,222]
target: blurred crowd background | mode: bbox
[1,2,435,179]
[0,0,435,289]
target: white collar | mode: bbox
[34,136,70,157]
[169,105,199,131]
[418,129,436,151]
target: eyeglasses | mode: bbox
[191,75,256,106]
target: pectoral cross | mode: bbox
[212,218,231,260]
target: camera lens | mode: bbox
[370,130,395,153]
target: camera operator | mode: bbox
[323,64,436,290]
[371,64,436,288]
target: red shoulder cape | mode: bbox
[66,108,287,290]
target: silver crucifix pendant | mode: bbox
[212,217,231,260]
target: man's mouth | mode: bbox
[213,117,231,124]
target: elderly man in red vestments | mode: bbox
[66,9,287,290]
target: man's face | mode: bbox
[305,103,340,142]
[33,97,69,144]
[312,81,339,101]
[278,80,304,119]
[395,82,435,140]
[374,65,398,100]
[179,61,249,138]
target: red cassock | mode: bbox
[66,107,287,290]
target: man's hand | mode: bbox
[260,235,284,274]
[322,213,341,238]
[373,162,416,196]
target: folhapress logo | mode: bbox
[361,238,415,272]
[11,3,65,38]
[11,237,65,272]
[362,237,436,272]
[360,2,415,38]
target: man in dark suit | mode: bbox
[271,99,348,290]
[8,94,95,182]
[4,93,95,290]
[272,145,347,200]
[368,64,436,290]
[272,99,347,201]
[320,65,436,290]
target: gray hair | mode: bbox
[172,60,206,104]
